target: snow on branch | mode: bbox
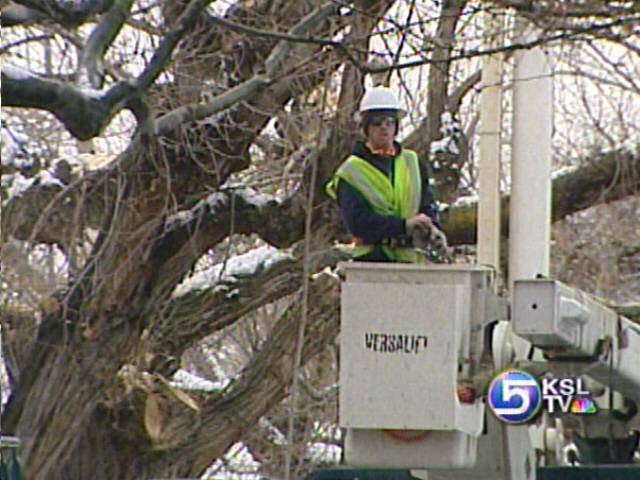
[166,187,280,228]
[1,128,32,172]
[157,185,304,256]
[149,247,300,376]
[151,244,347,376]
[441,148,640,245]
[171,369,230,393]
[429,112,462,160]
[172,245,295,298]
[2,171,64,205]
[2,64,140,140]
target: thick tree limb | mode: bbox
[149,244,347,375]
[4,147,638,252]
[1,2,47,26]
[613,304,640,323]
[5,0,113,27]
[2,66,141,140]
[131,271,341,479]
[147,147,640,257]
[441,148,640,245]
[149,246,301,374]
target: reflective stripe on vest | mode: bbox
[325,150,423,263]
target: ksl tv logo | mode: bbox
[487,369,598,424]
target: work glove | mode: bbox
[412,223,452,264]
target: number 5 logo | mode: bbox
[494,378,537,415]
[488,370,542,424]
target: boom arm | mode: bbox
[513,278,640,404]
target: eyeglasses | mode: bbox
[368,116,397,127]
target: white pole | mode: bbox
[509,23,553,290]
[477,16,504,273]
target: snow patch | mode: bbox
[173,246,294,298]
[430,111,461,156]
[3,169,65,204]
[451,194,479,207]
[204,191,227,208]
[171,369,229,392]
[308,442,341,463]
[79,87,107,101]
[37,169,64,188]
[206,442,261,479]
[430,137,459,156]
[167,188,278,227]
[2,64,35,80]
[167,209,195,225]
[242,187,277,207]
[4,173,35,199]
[552,165,579,179]
[165,192,226,227]
[1,129,31,168]
[203,188,277,208]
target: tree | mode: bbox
[1,1,639,479]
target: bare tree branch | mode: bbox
[365,15,639,74]
[135,0,213,89]
[155,2,341,133]
[494,0,637,19]
[4,0,114,27]
[77,0,135,88]
[447,69,482,113]
[2,0,215,140]
[155,75,270,134]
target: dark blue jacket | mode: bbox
[336,141,438,261]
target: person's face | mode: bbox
[366,115,397,149]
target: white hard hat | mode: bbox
[358,87,406,117]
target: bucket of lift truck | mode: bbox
[339,263,496,469]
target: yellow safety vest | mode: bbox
[325,150,423,263]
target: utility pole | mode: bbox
[477,13,504,276]
[509,21,553,290]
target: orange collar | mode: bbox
[366,141,396,157]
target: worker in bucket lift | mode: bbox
[325,87,449,263]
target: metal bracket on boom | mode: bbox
[513,278,640,404]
